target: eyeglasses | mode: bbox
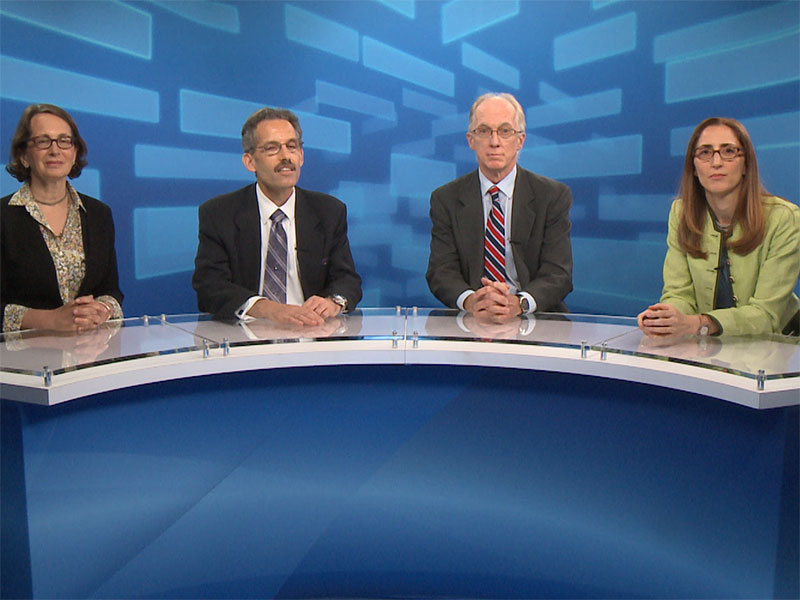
[27,135,74,150]
[253,140,303,156]
[694,145,742,162]
[469,126,522,139]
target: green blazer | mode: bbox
[661,196,800,335]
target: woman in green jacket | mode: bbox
[638,117,800,337]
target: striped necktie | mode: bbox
[484,186,507,282]
[262,209,288,303]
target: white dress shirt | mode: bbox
[236,185,305,319]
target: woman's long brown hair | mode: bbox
[676,117,766,258]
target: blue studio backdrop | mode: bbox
[1,0,798,317]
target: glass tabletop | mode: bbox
[0,316,207,377]
[1,309,798,380]
[408,308,638,349]
[163,308,406,346]
[601,326,800,380]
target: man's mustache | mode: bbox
[275,159,295,171]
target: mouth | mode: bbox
[275,163,295,173]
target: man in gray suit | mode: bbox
[426,93,573,321]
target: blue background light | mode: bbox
[1,0,797,316]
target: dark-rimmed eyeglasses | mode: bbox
[469,126,522,139]
[252,140,303,156]
[694,145,742,162]
[27,135,74,150]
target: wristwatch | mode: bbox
[697,315,710,337]
[518,295,529,314]
[330,294,348,312]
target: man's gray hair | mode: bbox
[241,107,303,153]
[468,93,526,133]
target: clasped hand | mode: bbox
[251,295,342,326]
[464,277,523,324]
[637,303,698,338]
[43,295,112,332]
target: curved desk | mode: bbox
[2,310,798,599]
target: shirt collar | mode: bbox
[9,181,85,211]
[255,183,296,224]
[478,165,517,200]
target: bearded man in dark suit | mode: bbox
[193,108,361,324]
[426,93,573,322]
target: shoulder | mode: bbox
[517,167,570,197]
[77,192,112,215]
[200,184,255,213]
[762,196,800,238]
[431,170,478,197]
[763,196,800,221]
[0,194,19,224]
[296,187,346,214]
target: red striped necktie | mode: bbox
[484,186,507,283]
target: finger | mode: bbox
[72,305,100,318]
[296,309,324,326]
[486,279,510,294]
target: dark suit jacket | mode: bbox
[192,184,362,319]
[426,167,572,312]
[1,191,123,319]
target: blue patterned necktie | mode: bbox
[484,186,507,282]
[262,209,288,303]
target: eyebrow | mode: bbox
[475,122,515,129]
[260,137,300,144]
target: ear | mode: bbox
[241,153,256,173]
[466,132,476,151]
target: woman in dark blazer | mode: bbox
[1,104,123,332]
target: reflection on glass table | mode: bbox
[0,317,206,377]
[164,308,405,346]
[603,327,800,379]
[411,308,638,349]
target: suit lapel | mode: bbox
[455,171,485,288]
[510,170,536,286]
[78,203,94,295]
[510,170,535,249]
[234,184,262,291]
[294,188,322,298]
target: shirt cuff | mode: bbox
[236,296,263,321]
[3,304,28,333]
[518,291,537,314]
[456,290,474,311]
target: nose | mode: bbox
[488,131,502,146]
[711,151,723,166]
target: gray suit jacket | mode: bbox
[426,167,572,312]
[192,184,362,320]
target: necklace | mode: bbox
[33,190,69,206]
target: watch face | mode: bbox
[699,325,709,337]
